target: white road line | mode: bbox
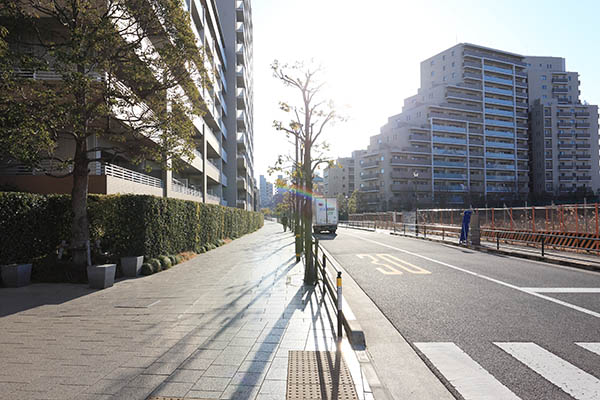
[495,342,600,400]
[521,288,600,293]
[344,232,600,319]
[576,343,600,356]
[414,342,520,400]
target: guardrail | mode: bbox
[339,221,376,231]
[389,222,600,255]
[312,237,343,341]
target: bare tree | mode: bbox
[271,60,343,284]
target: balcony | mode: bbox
[576,143,591,149]
[485,119,514,128]
[486,152,515,160]
[221,173,228,187]
[172,179,203,199]
[484,75,513,86]
[559,176,574,181]
[486,186,514,193]
[558,143,575,149]
[237,131,248,150]
[558,154,574,159]
[409,134,430,142]
[237,154,248,171]
[486,175,515,182]
[485,86,513,96]
[552,77,569,83]
[432,124,466,133]
[576,154,591,159]
[486,163,515,171]
[434,173,467,180]
[484,65,513,75]
[446,91,482,102]
[438,102,482,113]
[463,60,482,69]
[433,160,467,168]
[463,48,526,66]
[485,108,514,117]
[552,87,569,93]
[361,161,380,169]
[486,141,514,149]
[361,172,381,181]
[485,130,514,139]
[433,148,467,156]
[576,165,591,170]
[432,136,467,145]
[575,111,590,117]
[361,187,379,193]
[430,112,482,124]
[434,184,467,192]
[576,132,591,138]
[576,122,591,128]
[463,71,482,80]
[485,97,513,107]
[391,158,431,166]
[100,163,163,188]
[577,176,592,181]
[391,171,432,179]
[237,176,248,191]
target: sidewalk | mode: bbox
[0,222,361,400]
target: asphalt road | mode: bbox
[317,227,600,400]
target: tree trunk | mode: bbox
[71,139,90,268]
[303,143,316,285]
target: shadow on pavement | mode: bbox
[314,233,337,241]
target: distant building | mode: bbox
[313,175,325,196]
[525,56,599,197]
[324,157,355,198]
[259,175,274,208]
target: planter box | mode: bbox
[120,256,143,277]
[87,264,116,289]
[1,264,32,287]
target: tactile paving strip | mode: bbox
[287,350,359,400]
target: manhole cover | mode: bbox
[287,350,359,400]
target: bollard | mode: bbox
[295,234,301,262]
[541,236,545,257]
[497,234,500,250]
[336,271,343,341]
[424,225,427,238]
[442,228,445,241]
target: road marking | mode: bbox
[378,254,431,274]
[495,342,600,400]
[357,254,403,275]
[576,343,600,356]
[521,288,600,293]
[414,342,520,400]
[345,232,600,319]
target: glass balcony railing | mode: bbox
[486,186,514,192]
[485,130,514,139]
[487,164,515,170]
[434,173,468,180]
[486,152,515,159]
[484,75,513,85]
[435,184,467,192]
[434,148,467,156]
[432,124,466,133]
[486,175,515,182]
[485,119,515,128]
[433,161,467,168]
[484,65,513,75]
[485,108,514,117]
[486,141,514,149]
[485,98,514,107]
[485,86,513,96]
[432,136,467,145]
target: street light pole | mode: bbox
[295,134,301,262]
[413,170,419,211]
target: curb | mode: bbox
[389,231,600,273]
[340,225,376,233]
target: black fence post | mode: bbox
[497,234,500,250]
[322,254,326,294]
[337,271,342,341]
[541,235,545,257]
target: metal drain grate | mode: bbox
[287,350,359,400]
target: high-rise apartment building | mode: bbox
[0,0,258,210]
[323,157,355,198]
[217,0,257,210]
[356,43,529,210]
[259,174,274,208]
[525,57,600,197]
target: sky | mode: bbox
[251,0,600,182]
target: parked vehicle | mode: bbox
[313,197,338,234]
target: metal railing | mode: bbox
[312,237,344,341]
[101,163,163,188]
[338,221,376,231]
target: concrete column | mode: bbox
[163,168,172,198]
[202,125,207,203]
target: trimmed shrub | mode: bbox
[159,255,172,270]
[149,258,162,273]
[175,255,183,264]
[168,255,177,265]
[0,192,264,266]
[141,263,153,276]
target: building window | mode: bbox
[442,55,446,61]
[541,75,546,80]
[380,156,384,161]
[452,72,456,78]
[542,85,547,89]
[380,169,384,174]
[451,50,454,56]
[430,60,435,66]
[443,65,446,71]
[431,71,435,76]
[443,76,446,82]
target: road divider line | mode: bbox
[495,342,600,400]
[575,343,600,356]
[345,232,600,319]
[414,342,520,400]
[521,288,600,293]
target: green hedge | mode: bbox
[0,192,263,264]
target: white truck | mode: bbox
[313,197,338,234]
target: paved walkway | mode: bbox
[0,222,344,400]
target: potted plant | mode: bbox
[1,263,32,287]
[120,256,143,277]
[87,264,116,289]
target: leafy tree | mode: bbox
[348,190,366,215]
[336,193,348,220]
[271,61,343,284]
[0,0,209,266]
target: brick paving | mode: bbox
[0,222,338,400]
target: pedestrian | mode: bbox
[281,215,288,232]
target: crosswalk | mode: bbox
[415,342,600,400]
